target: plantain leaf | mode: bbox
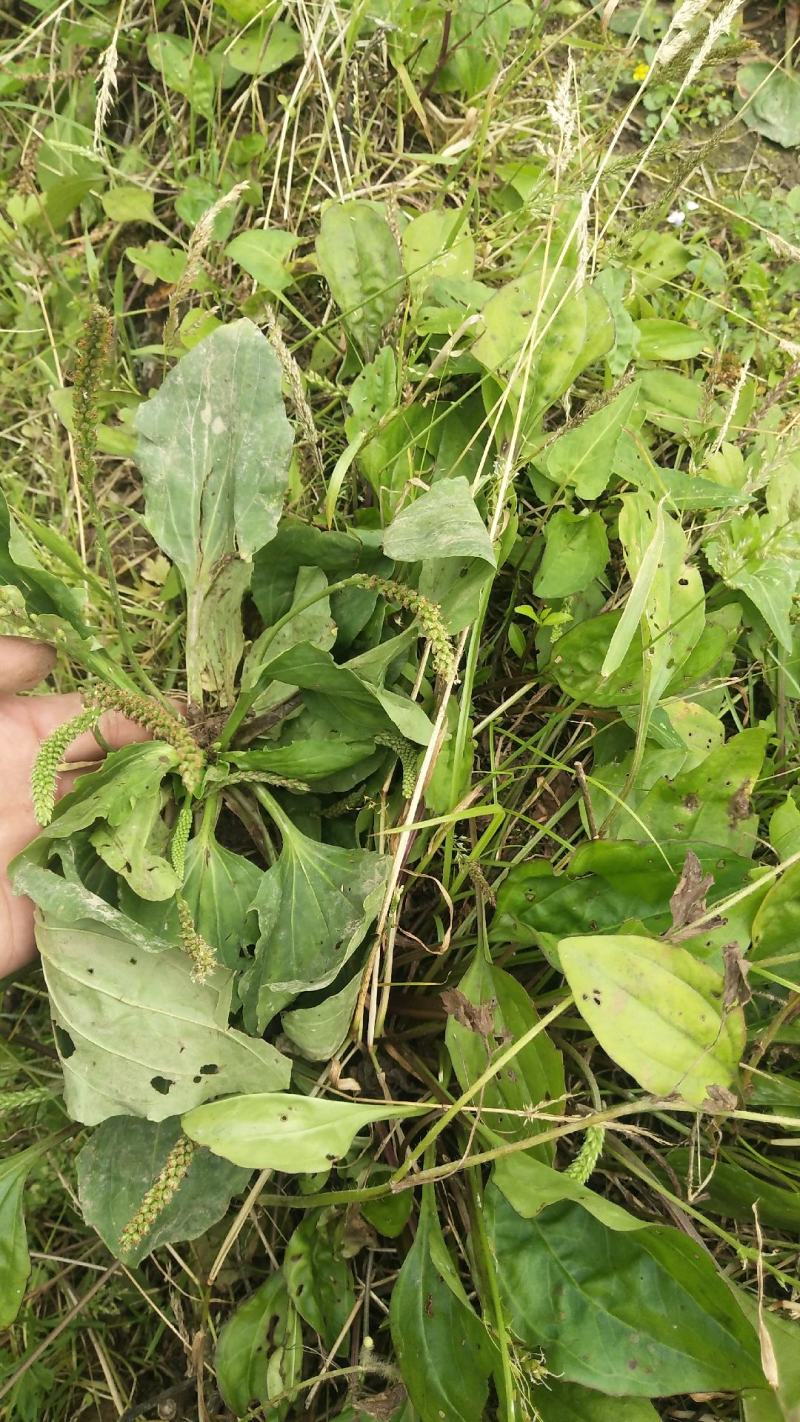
[492,1151,641,1233]
[182,825,263,970]
[487,1191,763,1396]
[285,1212,355,1350]
[383,476,494,567]
[182,1092,428,1172]
[444,951,564,1161]
[76,1116,250,1266]
[0,1148,37,1327]
[135,319,293,705]
[559,933,745,1106]
[546,382,637,499]
[216,1273,302,1418]
[9,859,291,1125]
[533,509,609,600]
[751,862,800,990]
[315,200,404,359]
[389,1188,495,1422]
[536,1382,659,1421]
[239,793,390,1032]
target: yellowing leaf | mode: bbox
[559,933,745,1106]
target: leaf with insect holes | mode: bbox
[488,1191,763,1396]
[389,1187,496,1422]
[559,933,745,1106]
[182,1093,429,1172]
[135,319,293,705]
[11,849,290,1125]
[316,200,405,359]
[216,1272,302,1418]
[444,951,564,1161]
[285,1212,355,1350]
[473,269,613,423]
[76,1116,250,1266]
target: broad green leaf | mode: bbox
[0,1150,36,1327]
[546,382,637,499]
[250,518,388,646]
[737,62,800,148]
[634,319,706,360]
[0,489,88,635]
[240,796,389,1030]
[628,230,691,297]
[769,797,800,860]
[664,1147,800,1232]
[384,476,494,567]
[135,319,293,705]
[27,743,180,901]
[706,512,800,652]
[536,1382,659,1421]
[629,728,768,857]
[473,272,613,423]
[227,723,377,783]
[560,933,745,1106]
[444,952,564,1160]
[285,1213,355,1349]
[182,827,262,970]
[281,957,365,1060]
[242,565,335,715]
[175,176,238,238]
[487,1192,763,1395]
[533,509,609,600]
[389,1189,495,1422]
[550,611,643,708]
[226,228,298,294]
[21,892,289,1124]
[76,1116,250,1266]
[316,200,404,359]
[100,185,156,225]
[751,862,800,990]
[182,1093,427,1171]
[225,20,303,76]
[217,1274,302,1416]
[216,1273,302,1419]
[126,240,188,285]
[492,1150,641,1232]
[739,1297,800,1422]
[147,33,215,117]
[401,209,474,304]
[261,642,434,745]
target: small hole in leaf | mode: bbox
[200,1063,220,1075]
[151,1076,174,1095]
[54,1025,75,1059]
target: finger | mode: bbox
[0,637,56,693]
[26,692,152,761]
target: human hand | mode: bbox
[0,637,152,979]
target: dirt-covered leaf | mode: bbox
[389,1189,495,1422]
[560,933,745,1107]
[135,318,293,703]
[76,1116,251,1266]
[182,1093,427,1172]
[487,1191,763,1396]
[315,201,404,358]
[216,1272,302,1418]
[444,951,564,1160]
